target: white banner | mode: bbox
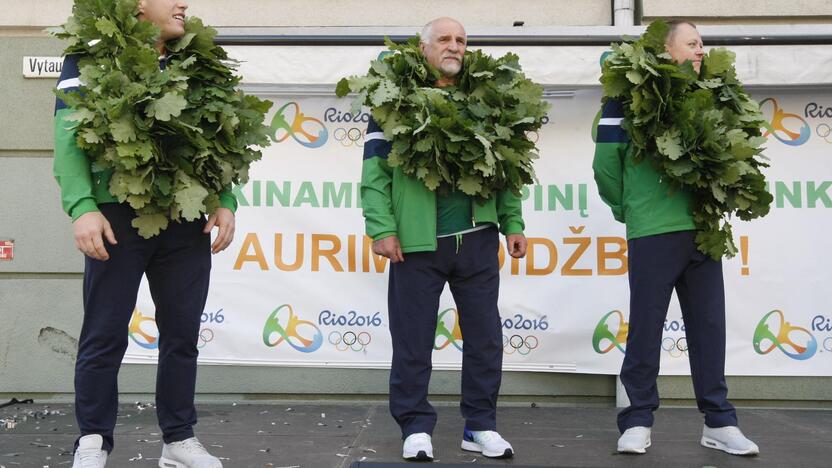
[125,82,832,376]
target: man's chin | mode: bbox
[162,30,187,42]
[440,64,462,77]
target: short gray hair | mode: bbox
[666,20,697,44]
[420,17,465,44]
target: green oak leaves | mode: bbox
[337,37,549,199]
[51,0,272,237]
[600,21,773,260]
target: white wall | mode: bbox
[0,0,611,29]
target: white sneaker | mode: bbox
[701,425,759,456]
[461,429,514,459]
[159,437,222,468]
[617,426,651,454]
[72,434,108,468]
[402,432,433,461]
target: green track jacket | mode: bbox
[592,98,696,240]
[53,54,236,221]
[361,118,525,253]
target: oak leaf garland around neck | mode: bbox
[49,0,273,238]
[336,36,550,200]
[600,21,773,260]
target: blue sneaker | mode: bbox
[461,429,514,459]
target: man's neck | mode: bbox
[435,77,457,88]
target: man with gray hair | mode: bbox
[360,16,526,461]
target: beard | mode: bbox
[439,58,462,77]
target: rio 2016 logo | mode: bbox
[753,310,818,361]
[263,304,324,353]
[434,308,463,351]
[268,102,329,148]
[759,98,811,147]
[592,310,628,354]
[129,308,221,350]
[128,308,159,350]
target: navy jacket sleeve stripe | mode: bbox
[55,54,81,114]
[363,117,392,160]
[596,99,629,144]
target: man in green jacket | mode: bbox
[54,1,231,467]
[593,20,758,456]
[361,17,526,462]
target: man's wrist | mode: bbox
[70,200,100,221]
[373,232,398,242]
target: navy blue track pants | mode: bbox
[618,230,737,433]
[387,227,503,438]
[74,203,211,452]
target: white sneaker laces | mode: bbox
[474,430,498,443]
[78,449,105,466]
[177,437,208,454]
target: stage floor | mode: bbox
[1,402,829,467]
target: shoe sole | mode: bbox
[402,450,433,461]
[617,439,651,454]
[701,436,759,456]
[461,440,514,459]
[158,457,188,468]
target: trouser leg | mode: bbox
[75,203,152,452]
[448,227,503,431]
[676,245,737,428]
[617,231,690,433]
[146,217,211,443]
[388,247,449,438]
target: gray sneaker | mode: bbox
[159,437,222,468]
[617,426,651,454]
[701,425,759,456]
[72,434,108,468]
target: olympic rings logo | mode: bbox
[128,308,159,350]
[592,310,628,354]
[759,98,811,146]
[434,308,464,351]
[197,328,214,349]
[328,330,372,352]
[333,127,365,147]
[661,337,688,358]
[502,334,539,355]
[753,310,818,361]
[816,123,832,144]
[268,102,329,149]
[263,304,324,353]
[824,337,832,353]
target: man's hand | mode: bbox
[72,211,117,261]
[204,208,235,254]
[372,236,404,263]
[506,233,527,258]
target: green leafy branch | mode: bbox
[51,0,273,237]
[600,21,773,259]
[336,36,549,199]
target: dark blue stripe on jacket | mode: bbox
[596,98,630,144]
[363,117,392,160]
[54,54,81,114]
